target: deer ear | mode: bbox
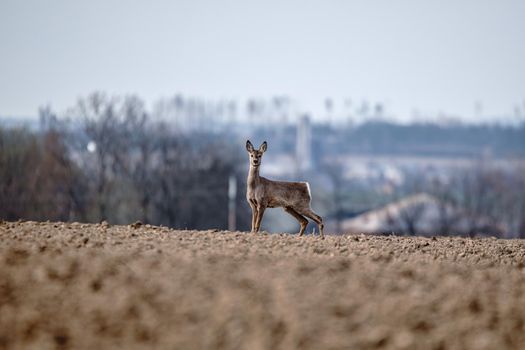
[260,141,267,153]
[246,140,254,152]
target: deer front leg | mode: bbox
[249,199,257,233]
[254,204,266,233]
[251,208,257,233]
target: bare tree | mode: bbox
[75,92,126,221]
[38,107,87,221]
[430,179,461,236]
[120,96,154,222]
[396,199,427,236]
[392,175,428,235]
[148,129,250,230]
[0,128,40,220]
[0,108,85,222]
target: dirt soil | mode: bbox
[1,221,525,350]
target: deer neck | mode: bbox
[248,165,261,188]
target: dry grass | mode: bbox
[1,221,525,349]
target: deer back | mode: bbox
[257,177,311,209]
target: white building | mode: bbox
[342,193,502,236]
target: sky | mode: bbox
[1,0,524,123]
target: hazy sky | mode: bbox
[1,0,524,122]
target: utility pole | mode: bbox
[228,175,237,231]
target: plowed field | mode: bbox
[1,221,524,349]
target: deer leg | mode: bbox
[251,208,258,233]
[254,204,266,233]
[249,200,257,233]
[298,208,324,238]
[284,207,308,236]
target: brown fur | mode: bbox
[245,140,324,237]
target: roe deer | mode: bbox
[245,140,324,237]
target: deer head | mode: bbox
[246,140,267,167]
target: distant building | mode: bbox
[296,114,312,172]
[341,193,503,237]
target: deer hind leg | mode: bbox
[298,208,324,238]
[284,207,308,236]
[254,204,267,233]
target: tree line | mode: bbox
[0,92,251,230]
[1,92,524,236]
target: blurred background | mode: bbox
[1,0,524,237]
